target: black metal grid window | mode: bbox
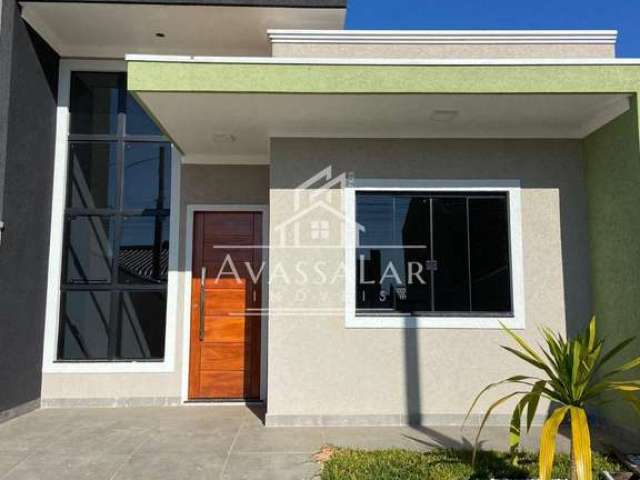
[57,72,171,361]
[356,191,513,317]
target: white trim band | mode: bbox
[268,29,618,45]
[126,54,640,66]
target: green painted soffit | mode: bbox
[128,62,640,94]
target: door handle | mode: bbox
[199,266,206,341]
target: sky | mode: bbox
[345,0,640,58]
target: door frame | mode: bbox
[181,204,269,403]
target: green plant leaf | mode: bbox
[619,391,640,415]
[569,407,592,480]
[501,346,548,371]
[501,323,547,365]
[464,375,538,427]
[539,406,569,480]
[526,381,546,432]
[599,355,640,381]
[472,391,526,466]
[606,381,640,391]
[593,337,635,376]
[509,395,528,456]
[587,316,597,352]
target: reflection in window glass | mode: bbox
[469,198,512,312]
[66,143,118,209]
[432,197,470,311]
[125,94,163,136]
[123,143,171,210]
[395,197,430,312]
[358,194,394,247]
[357,195,430,312]
[117,291,167,359]
[69,72,121,135]
[119,216,169,284]
[60,71,170,362]
[64,216,112,284]
[58,291,111,360]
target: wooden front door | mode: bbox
[189,211,262,400]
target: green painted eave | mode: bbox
[127,62,640,94]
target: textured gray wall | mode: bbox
[266,138,591,425]
[0,0,59,415]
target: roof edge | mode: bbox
[21,0,346,7]
[268,29,618,44]
[125,54,639,66]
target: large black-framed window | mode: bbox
[57,71,171,361]
[356,191,513,316]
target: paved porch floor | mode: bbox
[0,406,630,480]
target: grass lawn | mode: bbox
[318,447,622,480]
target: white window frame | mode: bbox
[344,179,525,330]
[41,59,181,373]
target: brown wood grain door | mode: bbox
[189,211,262,400]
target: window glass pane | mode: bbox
[469,197,512,312]
[357,194,394,246]
[64,216,113,284]
[118,216,170,284]
[125,94,163,136]
[357,248,395,310]
[357,194,393,310]
[58,291,111,360]
[117,291,166,360]
[394,196,430,312]
[432,197,470,312]
[123,143,171,210]
[66,142,118,209]
[356,195,430,312]
[69,72,121,135]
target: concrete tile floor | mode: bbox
[0,405,627,480]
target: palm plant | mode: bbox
[465,317,640,480]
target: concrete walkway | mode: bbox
[0,405,621,480]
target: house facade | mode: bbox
[1,0,639,436]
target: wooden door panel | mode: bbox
[204,213,254,233]
[199,371,245,398]
[204,215,254,245]
[189,211,262,400]
[204,317,247,342]
[201,342,248,371]
[204,288,246,313]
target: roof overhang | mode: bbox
[20,1,345,57]
[127,57,640,164]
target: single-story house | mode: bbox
[0,0,638,438]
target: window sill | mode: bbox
[43,360,175,374]
[346,314,525,330]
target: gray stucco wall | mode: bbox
[266,138,591,425]
[0,0,59,418]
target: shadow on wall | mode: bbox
[398,176,591,444]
